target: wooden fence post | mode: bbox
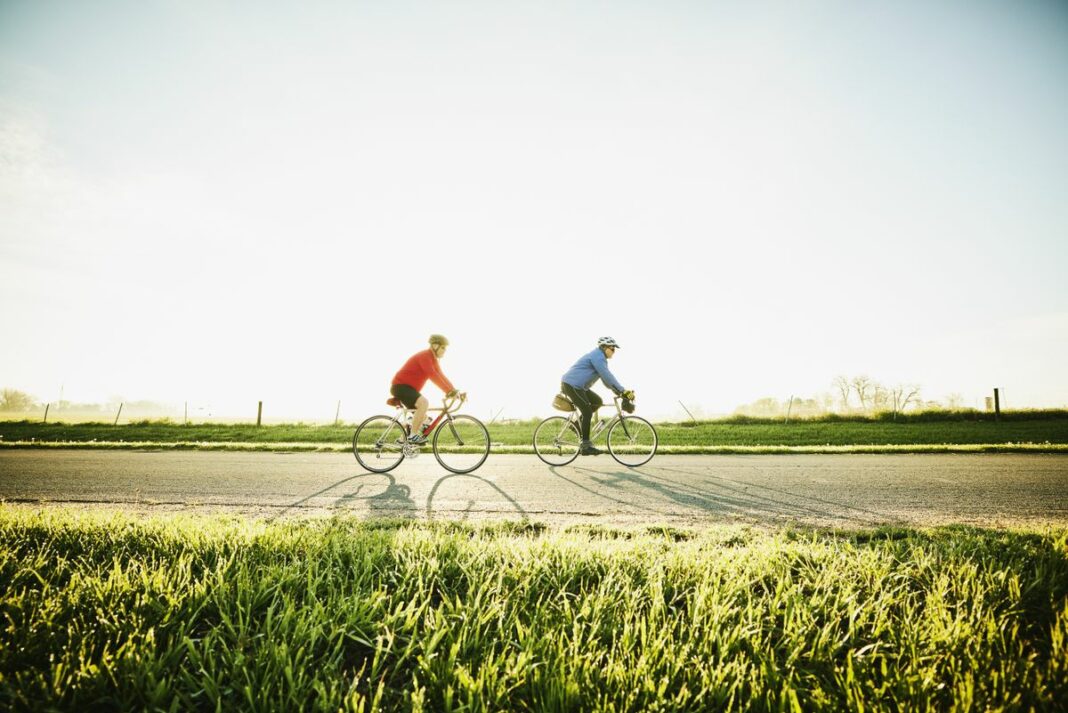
[785,396,794,424]
[114,402,123,425]
[257,401,263,427]
[678,401,698,426]
[43,403,49,423]
[994,388,1000,421]
[334,400,341,426]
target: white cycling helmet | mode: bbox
[597,336,620,349]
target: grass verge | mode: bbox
[1,509,1066,711]
[2,416,1068,453]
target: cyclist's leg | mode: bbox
[410,396,429,440]
[561,383,596,441]
[390,384,425,436]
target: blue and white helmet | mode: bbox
[597,336,620,349]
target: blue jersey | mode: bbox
[562,348,625,394]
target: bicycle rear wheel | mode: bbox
[607,415,657,467]
[533,416,581,466]
[353,415,406,473]
[433,415,491,474]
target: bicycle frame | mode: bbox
[356,392,490,474]
[392,394,466,440]
[557,396,631,442]
[534,394,656,468]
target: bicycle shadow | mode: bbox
[548,460,893,525]
[547,466,670,517]
[340,474,418,520]
[425,473,529,522]
[267,471,417,522]
[644,462,896,525]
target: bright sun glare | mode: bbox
[1,0,1066,421]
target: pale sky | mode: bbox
[2,0,1066,421]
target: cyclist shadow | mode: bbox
[425,473,529,522]
[547,466,670,517]
[268,472,417,521]
[641,463,893,525]
[337,474,418,519]
[557,463,889,525]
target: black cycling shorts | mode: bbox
[390,384,421,409]
[560,382,603,414]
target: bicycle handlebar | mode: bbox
[442,393,467,414]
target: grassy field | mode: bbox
[1,509,1065,711]
[2,412,1068,453]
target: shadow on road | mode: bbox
[543,460,897,525]
[342,476,418,520]
[548,466,669,517]
[268,472,417,521]
[426,473,528,522]
[647,463,897,524]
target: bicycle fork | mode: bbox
[444,416,466,446]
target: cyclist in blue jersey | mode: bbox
[560,336,635,456]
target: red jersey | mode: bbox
[392,349,455,394]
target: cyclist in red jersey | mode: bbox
[391,334,464,444]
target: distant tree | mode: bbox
[833,376,851,412]
[0,389,36,412]
[795,398,823,418]
[890,385,920,419]
[945,393,965,410]
[851,376,874,412]
[871,383,889,413]
[734,397,782,417]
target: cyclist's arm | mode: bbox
[426,353,456,394]
[591,352,625,395]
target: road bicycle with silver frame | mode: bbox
[533,393,658,467]
[353,393,490,474]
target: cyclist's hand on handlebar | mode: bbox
[447,389,459,399]
[622,390,636,401]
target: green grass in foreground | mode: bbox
[2,414,1068,450]
[1,510,1066,711]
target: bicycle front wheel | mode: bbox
[353,415,407,473]
[433,415,491,474]
[607,416,658,467]
[533,416,580,466]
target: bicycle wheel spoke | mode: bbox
[353,416,406,473]
[607,416,658,467]
[533,416,581,466]
[433,415,490,474]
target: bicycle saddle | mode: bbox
[386,397,404,407]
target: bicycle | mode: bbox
[353,393,490,474]
[533,394,658,467]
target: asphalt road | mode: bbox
[1,450,1066,528]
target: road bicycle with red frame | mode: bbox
[352,393,490,474]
